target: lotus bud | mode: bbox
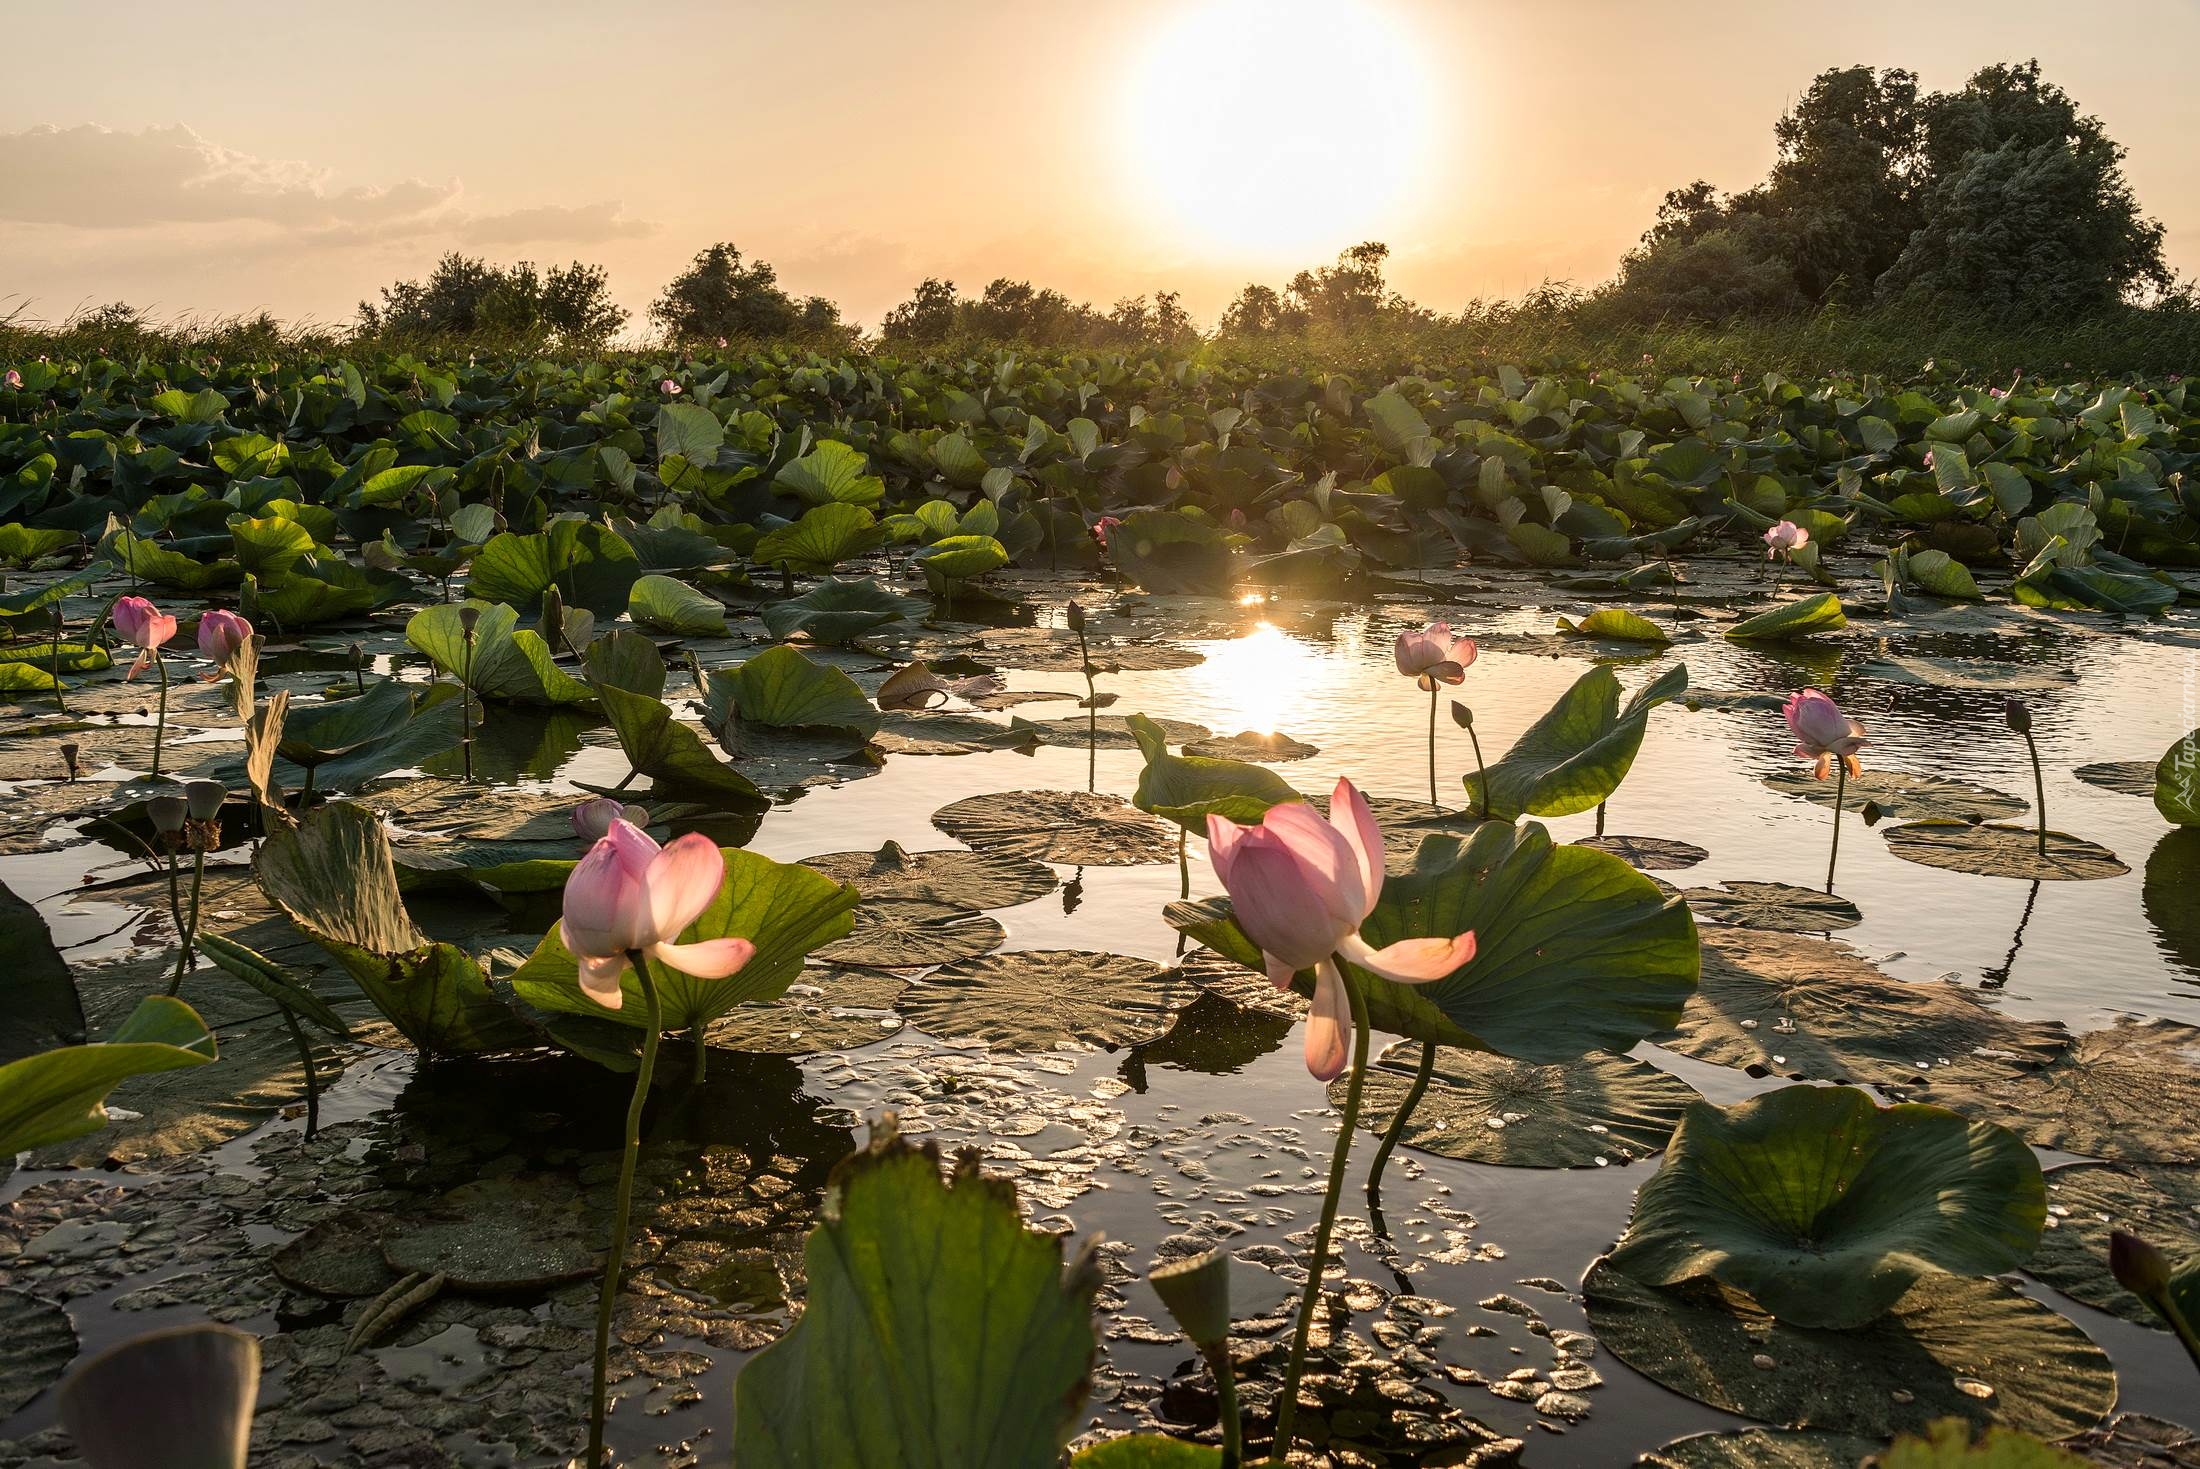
[148,793,189,837]
[1148,1249,1233,1350]
[2004,698,2032,735]
[572,796,647,843]
[60,741,81,779]
[2110,1230,2173,1298]
[1861,801,1885,827]
[542,585,567,640]
[184,780,226,822]
[1065,601,1086,635]
[1450,701,1474,729]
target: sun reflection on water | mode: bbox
[1188,620,1351,736]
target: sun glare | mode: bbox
[1121,0,1437,261]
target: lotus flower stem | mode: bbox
[590,951,663,1468]
[691,1027,708,1086]
[1272,961,1369,1458]
[1595,801,1607,838]
[151,652,169,778]
[1203,1340,1243,1469]
[166,846,206,995]
[1825,763,1847,893]
[1178,828,1190,900]
[49,604,66,714]
[1426,685,1439,809]
[459,627,476,784]
[1366,1039,1435,1208]
[281,1007,320,1140]
[2019,729,2048,857]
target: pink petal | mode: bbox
[1304,961,1352,1082]
[1205,813,1247,890]
[1339,930,1477,985]
[1452,638,1478,671]
[1263,951,1301,992]
[576,952,629,1009]
[651,936,755,980]
[1326,778,1383,920]
[1415,662,1465,690]
[561,843,651,956]
[645,832,726,939]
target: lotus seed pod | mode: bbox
[147,793,189,836]
[1147,1248,1232,1349]
[184,780,226,822]
[458,604,481,636]
[59,741,81,776]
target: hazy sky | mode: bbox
[3,1,2195,336]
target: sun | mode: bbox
[1119,0,1438,262]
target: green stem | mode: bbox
[691,1027,708,1086]
[589,953,662,1468]
[1366,1039,1435,1208]
[460,637,475,783]
[2022,729,2048,858]
[1466,723,1489,819]
[151,652,169,778]
[301,764,317,804]
[1178,828,1190,900]
[1205,1341,1243,1469]
[163,850,190,996]
[50,607,66,715]
[281,1008,319,1140]
[2151,1286,2200,1376]
[1272,963,1370,1458]
[1595,801,1607,838]
[1426,684,1438,809]
[1826,762,1847,894]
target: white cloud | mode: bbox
[460,202,657,246]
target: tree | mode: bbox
[1215,242,1425,339]
[647,243,846,344]
[1762,65,1924,303]
[879,278,960,345]
[877,277,1189,348]
[356,253,625,344]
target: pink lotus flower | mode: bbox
[195,609,251,672]
[660,379,681,395]
[560,821,754,1009]
[1762,521,1809,559]
[1393,621,1476,690]
[2,370,19,390]
[112,596,177,681]
[572,796,647,843]
[1092,516,1124,549]
[1207,779,1477,1081]
[1783,688,1866,780]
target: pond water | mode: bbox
[3,561,2198,1467]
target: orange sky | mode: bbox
[2,1,2193,337]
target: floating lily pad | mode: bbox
[1639,1429,1882,1469]
[799,841,1057,907]
[872,712,1040,756]
[817,898,1006,969]
[1901,1016,2200,1164]
[1576,835,1709,871]
[1582,1261,2116,1440]
[1857,657,2076,691]
[1177,947,1306,1022]
[2026,1162,2200,1325]
[382,1177,598,1291]
[1607,1085,2044,1328]
[1761,769,2027,823]
[273,1210,404,1298]
[1009,714,1211,751]
[895,950,1190,1051]
[1336,1042,1699,1169]
[706,969,908,1055]
[1680,881,1862,932]
[0,1289,76,1416]
[972,627,1205,671]
[1882,823,2128,882]
[1182,730,1319,762]
[932,790,1176,867]
[1656,928,2067,1088]
[2074,760,2159,799]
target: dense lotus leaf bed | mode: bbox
[0,348,2197,1466]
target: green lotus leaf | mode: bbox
[276,679,416,765]
[0,880,83,1063]
[1128,710,1302,832]
[1902,549,1985,600]
[508,845,858,1031]
[1607,1084,2045,1329]
[775,438,884,507]
[594,681,767,810]
[915,533,1009,591]
[759,576,927,644]
[1876,1421,2089,1468]
[1071,1438,1221,1468]
[271,683,472,793]
[226,513,317,578]
[582,626,668,699]
[0,661,62,694]
[194,931,357,1037]
[1107,510,1235,595]
[113,530,243,590]
[149,385,229,424]
[656,401,726,466]
[243,558,398,627]
[1167,819,1697,1059]
[1725,592,1848,641]
[705,644,880,739]
[732,1124,1101,1469]
[1464,662,1688,820]
[626,573,727,636]
[2155,727,2200,825]
[754,502,884,572]
[468,521,643,615]
[0,524,77,565]
[1556,607,1670,643]
[0,995,216,1155]
[406,600,594,706]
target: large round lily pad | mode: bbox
[816,897,1005,969]
[1178,946,1306,1021]
[1334,1043,1699,1169]
[273,1210,404,1298]
[2027,1162,2200,1325]
[1011,714,1211,751]
[1639,1429,1881,1469]
[1901,1017,2200,1164]
[1762,769,2027,823]
[706,968,908,1055]
[0,1288,77,1416]
[1680,881,1861,932]
[1882,823,2128,882]
[1183,730,1318,762]
[800,841,1057,907]
[932,790,1176,867]
[1575,835,1710,871]
[382,1177,598,1291]
[972,627,1205,671]
[2074,761,2158,800]
[1857,656,2076,692]
[1657,929,2068,1089]
[1582,1261,2117,1440]
[1606,1085,2044,1328]
[894,950,1190,1051]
